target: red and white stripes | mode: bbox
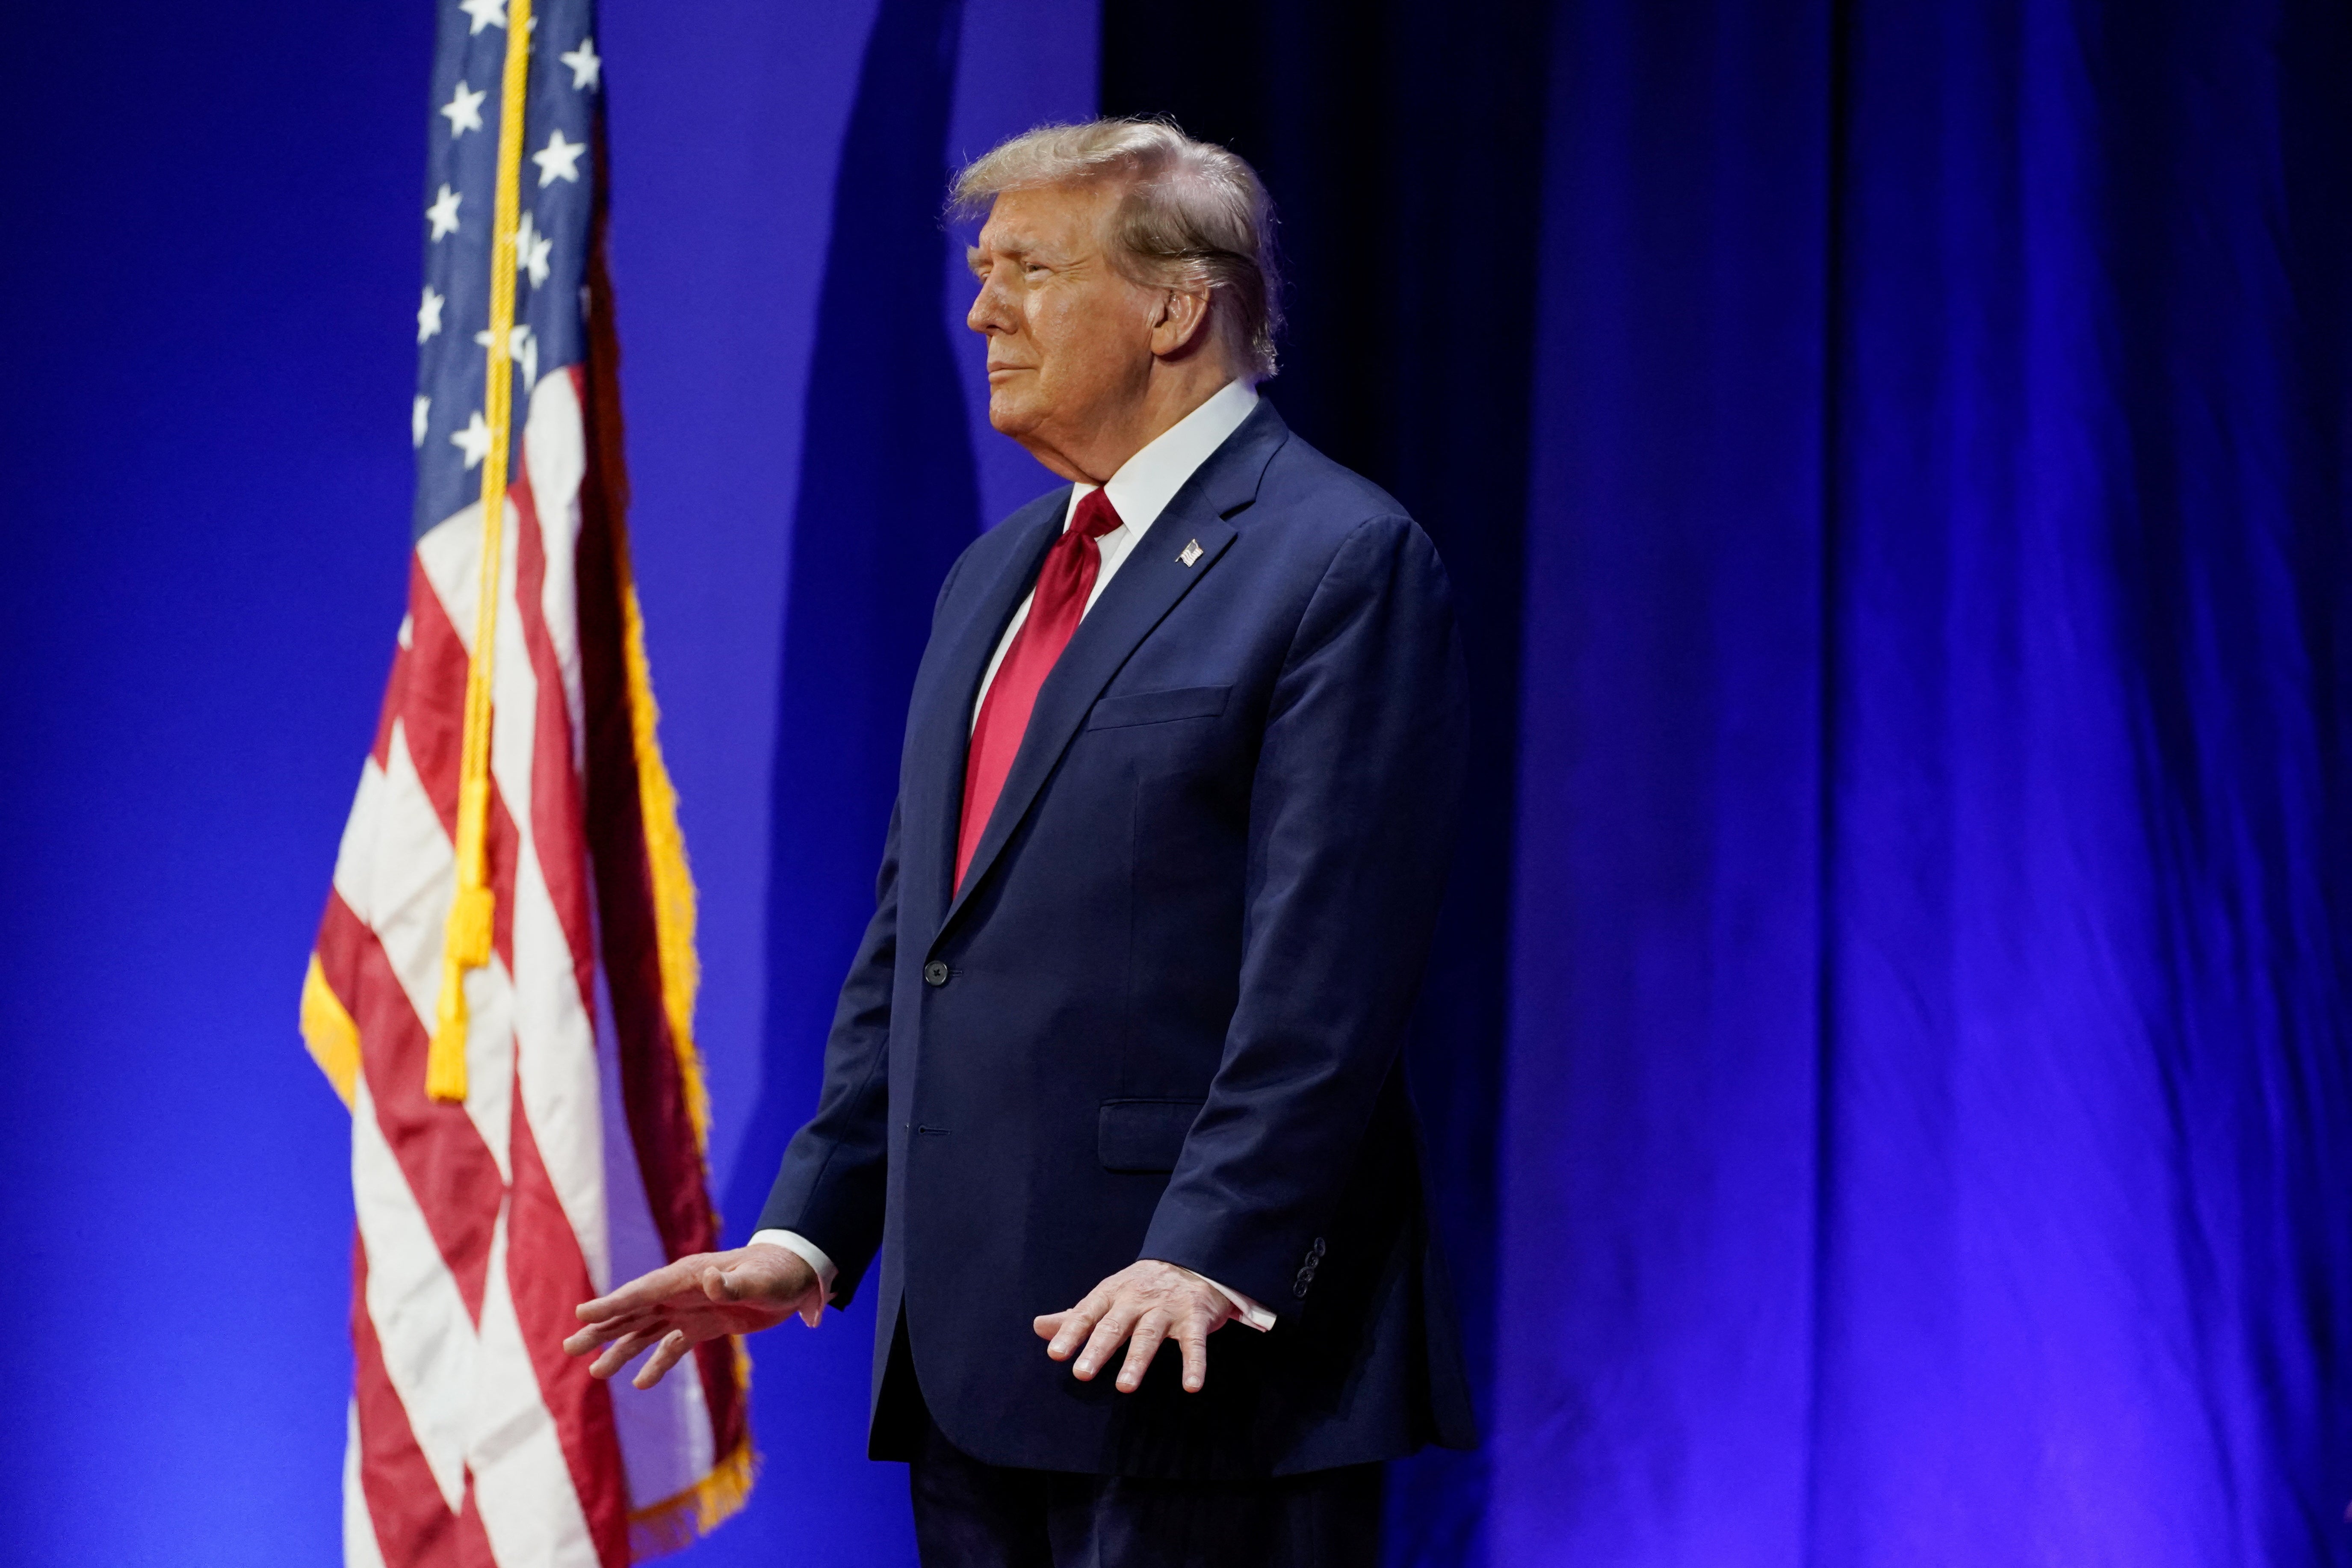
[309,367,747,1566]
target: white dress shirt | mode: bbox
[969,376,1261,726]
[753,378,1275,1333]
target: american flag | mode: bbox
[299,1,751,1562]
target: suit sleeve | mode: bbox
[752,546,977,1307]
[1138,513,1469,1317]
[751,795,900,1306]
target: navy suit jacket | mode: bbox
[756,401,1478,1478]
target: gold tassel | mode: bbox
[447,777,497,966]
[425,963,472,1103]
[426,0,535,1104]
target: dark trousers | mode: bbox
[886,1320,1383,1568]
[908,1411,1383,1568]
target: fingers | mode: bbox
[587,1325,702,1388]
[1074,1301,1141,1382]
[1113,1307,1213,1393]
[1046,1287,1114,1363]
[575,1255,704,1322]
[570,1251,817,1367]
[634,1330,694,1391]
[1176,1318,1208,1394]
[1042,1264,1229,1394]
[563,1307,663,1358]
[587,1329,663,1381]
[1115,1311,1169,1393]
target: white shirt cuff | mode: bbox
[1170,1264,1276,1332]
[748,1229,836,1326]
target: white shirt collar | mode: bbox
[1066,378,1261,537]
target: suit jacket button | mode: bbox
[923,961,949,986]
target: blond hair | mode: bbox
[953,118,1283,379]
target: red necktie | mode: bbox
[955,489,1125,892]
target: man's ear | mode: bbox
[1149,288,1215,359]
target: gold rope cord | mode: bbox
[427,0,536,1103]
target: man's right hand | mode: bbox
[564,1242,824,1390]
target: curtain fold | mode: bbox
[1505,2,2352,1565]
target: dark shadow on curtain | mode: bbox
[725,0,981,1233]
[1100,8,1553,1563]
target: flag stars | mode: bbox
[515,212,552,287]
[476,322,529,356]
[452,409,493,468]
[477,322,538,393]
[559,36,600,91]
[440,80,486,137]
[532,128,585,187]
[426,183,463,240]
[417,7,590,496]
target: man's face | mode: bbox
[966,182,1161,469]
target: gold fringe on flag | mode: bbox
[589,207,744,1555]
[608,513,747,1556]
[625,1427,756,1560]
[612,521,713,1147]
[300,954,362,1110]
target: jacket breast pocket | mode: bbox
[1098,1098,1206,1173]
[1086,685,1230,730]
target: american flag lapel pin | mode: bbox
[1178,538,1204,567]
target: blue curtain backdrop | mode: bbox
[1504,3,2352,1568]
[1,2,2346,1566]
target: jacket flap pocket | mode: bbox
[1086,685,1230,730]
[1098,1098,1206,1173]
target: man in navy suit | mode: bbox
[568,119,1474,1567]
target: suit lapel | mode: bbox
[905,492,1068,931]
[936,402,1291,937]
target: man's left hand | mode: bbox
[1036,1261,1235,1394]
